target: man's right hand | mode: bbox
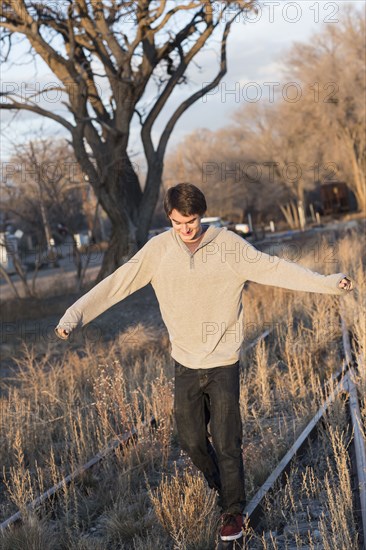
[55,326,70,340]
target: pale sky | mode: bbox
[0,1,363,162]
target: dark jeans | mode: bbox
[174,360,246,515]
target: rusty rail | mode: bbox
[0,429,136,531]
[244,316,365,549]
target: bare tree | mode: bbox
[2,139,88,244]
[0,0,255,279]
[1,138,97,295]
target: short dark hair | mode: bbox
[164,183,207,217]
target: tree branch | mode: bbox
[74,0,118,75]
[157,16,236,161]
[147,0,168,25]
[0,100,74,131]
[140,8,217,161]
[151,1,203,32]
[92,0,127,66]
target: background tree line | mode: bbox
[164,8,365,224]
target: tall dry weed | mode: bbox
[318,411,357,550]
[148,467,217,550]
[0,516,59,550]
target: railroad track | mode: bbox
[217,318,365,550]
[1,324,364,550]
[0,328,273,534]
[0,428,138,531]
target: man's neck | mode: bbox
[183,227,207,252]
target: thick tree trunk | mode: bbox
[95,182,140,282]
[73,137,144,281]
[96,161,164,281]
[96,223,135,282]
[136,163,164,248]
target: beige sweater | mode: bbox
[57,227,348,369]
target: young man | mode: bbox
[56,183,353,543]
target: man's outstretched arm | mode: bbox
[226,232,354,295]
[55,239,159,340]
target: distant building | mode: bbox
[0,233,18,274]
[320,181,351,214]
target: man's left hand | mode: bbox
[338,277,353,291]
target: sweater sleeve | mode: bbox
[56,237,159,333]
[225,231,350,295]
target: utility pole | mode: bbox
[38,170,53,250]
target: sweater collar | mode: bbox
[171,224,224,252]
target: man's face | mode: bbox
[169,208,203,243]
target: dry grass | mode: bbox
[148,467,218,549]
[0,228,364,548]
